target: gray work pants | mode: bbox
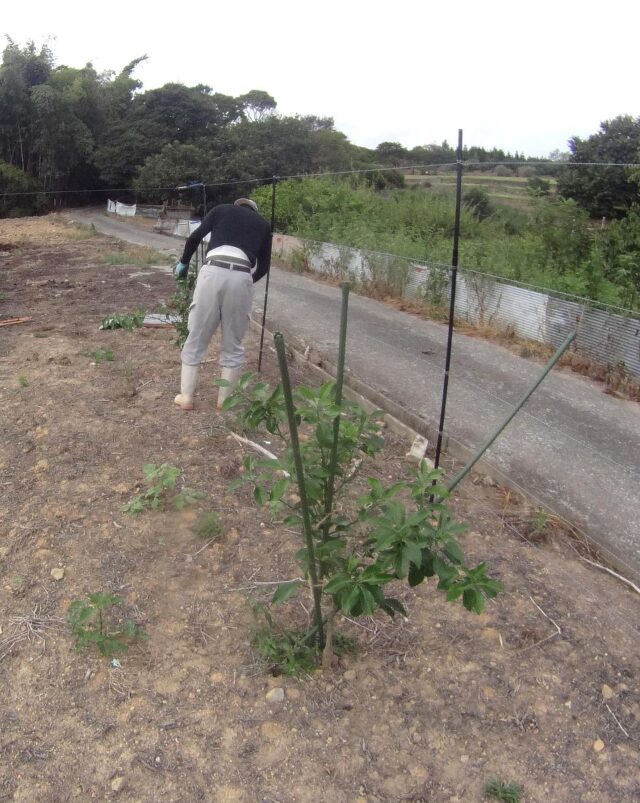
[181,264,254,368]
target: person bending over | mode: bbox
[173,197,272,411]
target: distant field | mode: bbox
[404,172,557,212]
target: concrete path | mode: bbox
[66,209,640,581]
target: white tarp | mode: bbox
[107,199,137,216]
[115,201,137,217]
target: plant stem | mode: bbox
[274,332,325,649]
[322,606,338,669]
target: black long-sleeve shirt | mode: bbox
[180,203,272,283]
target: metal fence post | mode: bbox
[258,176,277,372]
[434,129,464,470]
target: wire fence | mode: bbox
[3,157,640,584]
[271,233,640,382]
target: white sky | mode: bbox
[3,0,638,158]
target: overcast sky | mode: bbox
[3,0,638,158]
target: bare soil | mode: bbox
[0,217,639,802]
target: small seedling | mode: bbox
[0,292,7,301]
[527,508,550,541]
[484,778,523,803]
[122,463,203,517]
[100,310,145,331]
[17,374,28,387]
[67,593,146,657]
[87,347,115,363]
[192,511,222,540]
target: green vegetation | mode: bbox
[224,368,502,667]
[255,177,640,310]
[192,511,222,540]
[86,347,114,363]
[484,778,524,802]
[99,310,145,331]
[17,374,27,387]
[121,463,203,518]
[250,602,355,676]
[67,593,146,657]
[102,247,168,266]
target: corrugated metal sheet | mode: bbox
[273,234,640,381]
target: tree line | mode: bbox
[0,40,552,215]
[1,41,639,307]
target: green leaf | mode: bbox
[88,593,121,608]
[444,539,465,565]
[315,422,334,448]
[379,597,408,618]
[342,584,362,615]
[324,573,352,595]
[463,588,484,614]
[271,581,301,604]
[270,477,290,502]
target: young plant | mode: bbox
[165,269,196,348]
[99,310,145,331]
[192,511,222,540]
[67,593,146,657]
[122,463,203,517]
[484,778,523,803]
[87,347,115,363]
[225,361,502,665]
[17,374,28,387]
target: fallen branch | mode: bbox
[229,432,290,477]
[579,557,640,595]
[0,316,32,327]
[229,431,278,461]
[226,578,304,592]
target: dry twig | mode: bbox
[579,557,640,595]
[518,595,562,654]
[0,604,65,661]
[606,704,630,738]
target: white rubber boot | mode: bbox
[174,363,199,411]
[217,366,242,409]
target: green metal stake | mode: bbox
[274,332,325,648]
[323,283,351,542]
[445,331,576,495]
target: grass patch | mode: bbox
[102,247,170,266]
[86,348,115,363]
[250,603,356,676]
[64,223,98,241]
[484,778,524,802]
[192,511,222,540]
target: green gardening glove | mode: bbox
[174,261,189,280]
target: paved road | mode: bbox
[66,209,640,581]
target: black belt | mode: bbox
[206,259,252,274]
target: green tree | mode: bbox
[0,39,54,173]
[557,115,640,219]
[238,89,277,121]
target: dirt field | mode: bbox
[0,217,638,802]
